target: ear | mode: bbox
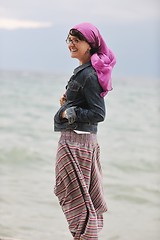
[86,49,91,54]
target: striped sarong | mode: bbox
[54,130,107,240]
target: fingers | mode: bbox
[60,94,67,106]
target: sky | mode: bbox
[0,0,159,77]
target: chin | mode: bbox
[70,54,77,59]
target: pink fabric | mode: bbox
[72,22,116,97]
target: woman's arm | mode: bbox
[63,74,106,124]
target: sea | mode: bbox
[0,70,160,240]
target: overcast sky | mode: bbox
[0,0,159,27]
[0,0,159,77]
[0,0,159,29]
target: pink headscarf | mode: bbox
[72,22,116,97]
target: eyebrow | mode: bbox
[68,36,79,39]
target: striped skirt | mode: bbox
[54,130,107,240]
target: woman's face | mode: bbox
[67,35,91,64]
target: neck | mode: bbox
[79,56,91,65]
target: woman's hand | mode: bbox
[60,94,67,106]
[61,110,67,119]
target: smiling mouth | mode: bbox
[70,49,77,52]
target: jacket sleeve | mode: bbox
[66,74,106,124]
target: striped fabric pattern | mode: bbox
[54,131,107,240]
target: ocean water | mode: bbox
[0,70,160,240]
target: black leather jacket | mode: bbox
[54,62,106,133]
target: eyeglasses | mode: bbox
[66,38,80,45]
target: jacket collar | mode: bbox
[73,61,91,76]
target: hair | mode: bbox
[67,29,99,55]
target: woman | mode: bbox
[54,22,116,240]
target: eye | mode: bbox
[66,38,71,44]
[66,37,80,45]
[74,39,79,44]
